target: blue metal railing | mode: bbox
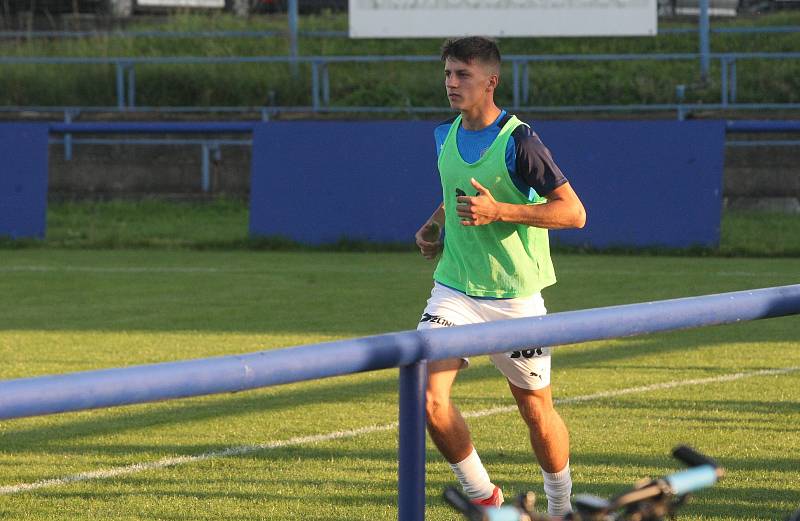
[3,51,800,116]
[0,284,798,520]
[48,122,256,192]
[45,119,800,193]
[0,29,348,38]
[1,25,798,39]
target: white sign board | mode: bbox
[137,0,224,7]
[349,0,657,38]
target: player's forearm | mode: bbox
[496,199,586,229]
[427,203,445,228]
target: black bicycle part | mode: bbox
[443,486,486,521]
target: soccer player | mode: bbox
[415,36,586,516]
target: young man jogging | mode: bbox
[415,36,586,516]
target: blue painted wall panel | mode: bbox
[250,120,726,248]
[250,121,441,244]
[541,120,726,248]
[0,124,50,239]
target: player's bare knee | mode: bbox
[425,392,450,422]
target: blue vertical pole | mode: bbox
[201,143,210,193]
[720,58,728,106]
[311,60,320,112]
[675,84,686,121]
[398,360,427,521]
[288,0,299,77]
[322,63,330,107]
[63,111,73,161]
[115,62,125,110]
[522,62,530,105]
[699,0,710,82]
[127,65,136,108]
[512,60,520,110]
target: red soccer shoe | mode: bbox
[471,486,504,508]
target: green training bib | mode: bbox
[433,114,556,298]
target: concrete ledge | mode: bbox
[725,196,800,213]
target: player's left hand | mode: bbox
[456,178,501,226]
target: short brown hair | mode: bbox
[440,37,501,68]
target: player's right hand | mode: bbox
[415,221,442,260]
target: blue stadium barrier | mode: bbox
[249,119,726,249]
[0,124,49,239]
[0,284,798,520]
[0,120,800,241]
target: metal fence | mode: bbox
[45,119,800,193]
[0,284,798,520]
[1,24,798,39]
[3,51,800,119]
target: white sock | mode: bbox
[542,461,572,517]
[449,448,495,500]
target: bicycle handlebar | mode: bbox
[665,465,719,496]
[446,446,725,521]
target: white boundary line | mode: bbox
[1,366,797,495]
[0,266,231,274]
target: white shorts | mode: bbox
[417,282,551,391]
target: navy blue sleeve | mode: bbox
[434,118,456,158]
[511,125,568,197]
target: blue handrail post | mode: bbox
[675,84,686,120]
[127,65,136,108]
[288,0,299,78]
[512,60,520,110]
[115,62,126,110]
[699,0,711,82]
[63,110,74,161]
[398,360,428,521]
[322,62,330,107]
[721,57,728,106]
[201,143,211,193]
[522,61,530,105]
[311,60,320,112]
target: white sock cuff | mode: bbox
[452,448,481,467]
[542,461,572,516]
[542,460,571,482]
[449,448,494,500]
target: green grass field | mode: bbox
[0,249,797,520]
[21,199,800,257]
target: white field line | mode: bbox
[0,266,232,274]
[0,366,797,495]
[0,265,793,279]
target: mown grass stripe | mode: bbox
[1,366,796,496]
[0,265,793,279]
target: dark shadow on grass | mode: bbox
[15,447,797,521]
[3,332,797,452]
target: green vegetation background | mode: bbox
[0,12,799,108]
[1,199,796,257]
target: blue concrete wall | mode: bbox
[250,120,441,245]
[249,120,726,248]
[0,124,50,239]
[542,120,726,249]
